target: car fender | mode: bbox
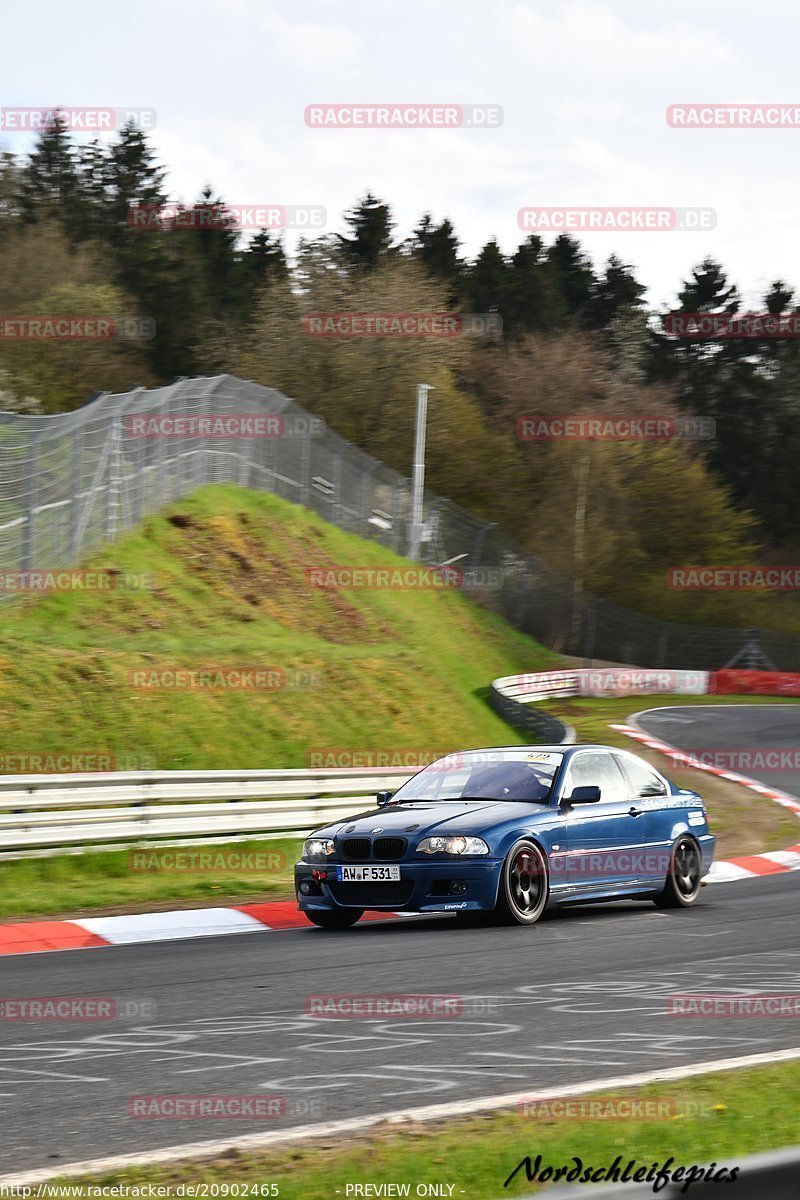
[493,828,555,885]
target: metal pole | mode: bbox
[409,383,433,560]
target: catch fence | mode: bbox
[0,374,791,669]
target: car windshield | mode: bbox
[392,751,563,803]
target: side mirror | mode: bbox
[376,790,394,808]
[567,785,601,804]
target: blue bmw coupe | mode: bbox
[295,745,716,929]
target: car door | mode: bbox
[614,751,671,885]
[560,750,648,894]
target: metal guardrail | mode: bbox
[489,672,575,743]
[489,667,711,742]
[0,767,416,858]
[0,666,735,858]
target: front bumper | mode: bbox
[294,857,504,913]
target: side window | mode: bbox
[617,754,667,797]
[568,752,628,804]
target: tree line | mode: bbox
[2,119,799,631]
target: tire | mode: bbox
[304,907,364,929]
[653,836,703,909]
[495,838,549,925]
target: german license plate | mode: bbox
[336,865,401,882]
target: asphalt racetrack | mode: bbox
[1,705,798,1176]
[636,704,800,796]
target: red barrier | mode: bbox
[709,670,800,696]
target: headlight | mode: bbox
[303,838,335,860]
[416,835,489,856]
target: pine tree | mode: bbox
[410,214,462,299]
[337,192,395,270]
[18,114,80,226]
[546,234,597,321]
[587,255,646,330]
[506,235,566,336]
[467,239,509,325]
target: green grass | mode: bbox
[0,484,562,920]
[2,488,798,920]
[58,1061,800,1197]
[0,484,560,770]
[0,837,303,920]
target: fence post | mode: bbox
[330,445,343,528]
[68,427,83,561]
[300,431,311,507]
[471,522,495,571]
[392,479,408,554]
[20,434,39,572]
[361,461,379,537]
[104,418,122,543]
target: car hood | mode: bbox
[319,799,553,839]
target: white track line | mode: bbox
[2,1047,800,1185]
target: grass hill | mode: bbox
[0,485,559,769]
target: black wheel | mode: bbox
[653,836,703,908]
[304,907,364,929]
[495,839,549,925]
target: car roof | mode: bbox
[446,745,628,756]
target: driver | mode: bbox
[464,762,551,801]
